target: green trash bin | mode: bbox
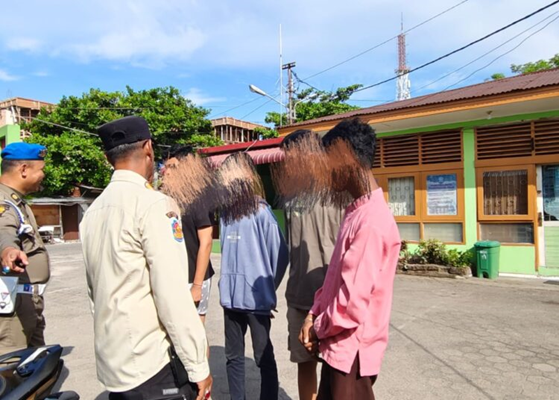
[474,241,500,279]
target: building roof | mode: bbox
[211,116,265,130]
[0,97,55,110]
[199,137,283,155]
[284,68,559,128]
[206,147,284,167]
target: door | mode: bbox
[543,165,559,268]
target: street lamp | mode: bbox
[248,84,285,127]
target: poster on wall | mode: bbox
[427,174,457,216]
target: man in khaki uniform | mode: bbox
[80,116,212,400]
[0,142,50,355]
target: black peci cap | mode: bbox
[97,116,152,152]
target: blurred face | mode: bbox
[163,157,179,179]
[22,160,46,193]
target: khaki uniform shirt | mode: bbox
[0,183,50,284]
[80,170,209,392]
[285,204,343,310]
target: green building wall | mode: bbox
[214,110,559,276]
[0,125,22,173]
[0,124,21,146]
[378,109,559,276]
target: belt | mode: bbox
[17,284,47,296]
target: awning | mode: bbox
[207,147,284,167]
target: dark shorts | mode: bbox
[109,363,198,400]
[318,355,377,400]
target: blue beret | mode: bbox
[1,143,47,161]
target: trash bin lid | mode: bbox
[474,240,500,248]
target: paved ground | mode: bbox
[44,243,559,400]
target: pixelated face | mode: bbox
[163,157,179,178]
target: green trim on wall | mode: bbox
[273,209,286,235]
[0,125,22,173]
[211,239,221,254]
[499,246,536,274]
[462,128,477,248]
[211,208,286,255]
[538,267,559,277]
[376,110,559,138]
[0,124,21,145]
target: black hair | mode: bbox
[222,151,256,169]
[322,118,376,169]
[0,159,24,173]
[281,129,315,149]
[105,141,145,165]
[165,144,194,161]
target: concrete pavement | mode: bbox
[44,243,559,399]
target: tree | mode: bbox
[264,84,362,127]
[491,54,559,80]
[23,86,222,196]
[253,126,279,139]
[490,73,506,80]
[511,54,559,74]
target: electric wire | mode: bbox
[352,0,559,94]
[303,0,471,80]
[240,98,275,120]
[443,13,559,90]
[412,10,559,94]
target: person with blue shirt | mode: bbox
[218,152,289,400]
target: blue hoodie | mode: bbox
[219,201,289,313]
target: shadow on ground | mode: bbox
[90,346,292,400]
[210,345,292,400]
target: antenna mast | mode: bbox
[396,14,411,101]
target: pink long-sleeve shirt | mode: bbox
[310,188,401,377]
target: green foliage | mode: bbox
[446,248,475,269]
[415,239,448,265]
[491,73,506,80]
[265,84,362,127]
[28,132,110,196]
[186,133,223,148]
[511,54,559,74]
[491,54,559,80]
[253,126,279,139]
[399,240,412,267]
[402,239,473,268]
[22,86,222,196]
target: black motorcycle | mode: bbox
[0,345,79,400]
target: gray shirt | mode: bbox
[285,204,343,310]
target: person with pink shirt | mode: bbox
[299,118,401,400]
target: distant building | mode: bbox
[211,117,267,144]
[0,97,54,127]
[0,97,55,147]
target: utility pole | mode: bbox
[279,24,283,127]
[282,61,296,124]
[396,14,411,101]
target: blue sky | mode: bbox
[1,0,559,126]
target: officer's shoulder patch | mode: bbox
[171,218,183,242]
[0,204,8,216]
[166,211,179,219]
[10,193,19,201]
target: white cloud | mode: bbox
[0,0,558,83]
[33,71,49,77]
[0,69,19,81]
[183,88,226,106]
[6,37,42,52]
